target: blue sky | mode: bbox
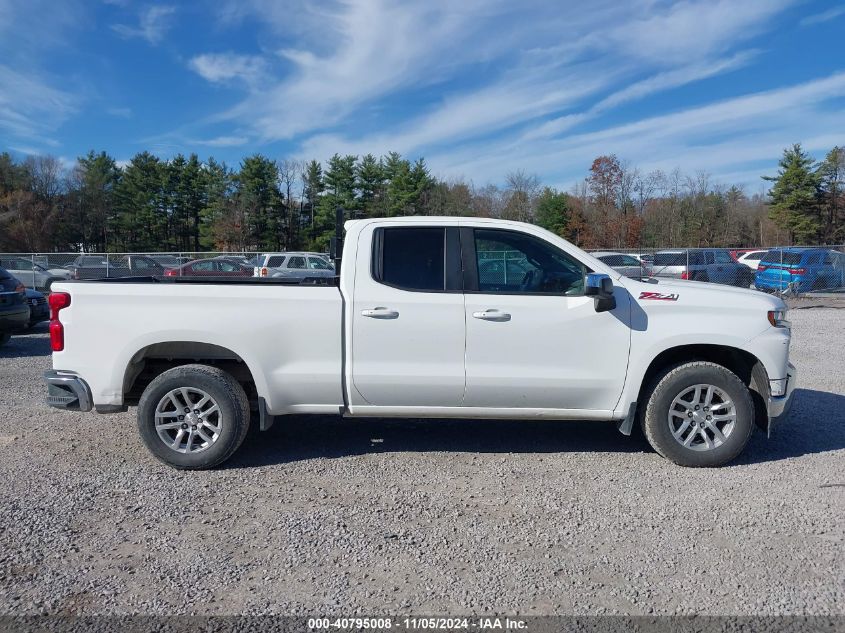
[1,0,844,193]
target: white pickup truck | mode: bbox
[44,217,796,469]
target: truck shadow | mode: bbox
[231,388,844,468]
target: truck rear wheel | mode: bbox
[137,364,250,470]
[641,361,754,467]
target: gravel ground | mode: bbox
[0,310,843,616]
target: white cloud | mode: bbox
[193,135,250,147]
[111,5,175,45]
[188,53,266,86]
[424,72,845,188]
[197,0,508,141]
[606,0,794,61]
[800,5,845,26]
[0,64,78,142]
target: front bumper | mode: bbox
[768,361,797,425]
[43,370,93,412]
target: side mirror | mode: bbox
[585,272,616,313]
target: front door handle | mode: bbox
[361,307,399,319]
[472,309,511,322]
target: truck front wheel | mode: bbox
[641,361,754,467]
[137,364,250,469]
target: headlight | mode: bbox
[767,309,790,328]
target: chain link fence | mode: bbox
[603,245,845,294]
[0,251,336,291]
[1,245,843,295]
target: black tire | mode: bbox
[641,361,754,467]
[137,364,250,470]
[0,332,10,347]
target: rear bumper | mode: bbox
[43,370,93,412]
[768,362,797,425]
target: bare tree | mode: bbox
[278,158,303,249]
[25,155,65,200]
[503,169,541,222]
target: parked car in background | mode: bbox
[0,256,71,291]
[150,255,191,268]
[66,254,167,279]
[590,252,651,278]
[0,267,29,347]
[629,253,654,267]
[651,248,752,287]
[65,255,132,280]
[734,249,769,270]
[253,252,336,280]
[754,248,844,293]
[24,288,49,328]
[163,257,251,277]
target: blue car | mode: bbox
[754,248,843,293]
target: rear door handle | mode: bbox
[472,309,511,322]
[361,307,399,319]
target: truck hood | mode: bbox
[621,277,786,310]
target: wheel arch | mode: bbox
[122,341,261,408]
[635,343,770,433]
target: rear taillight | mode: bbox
[791,268,806,276]
[680,271,689,280]
[15,283,25,294]
[164,269,177,276]
[48,292,71,352]
[261,267,268,277]
[757,265,767,272]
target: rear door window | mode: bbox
[287,256,306,269]
[715,251,732,263]
[374,227,445,291]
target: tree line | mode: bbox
[0,143,842,254]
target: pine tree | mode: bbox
[534,188,571,237]
[764,144,821,243]
[356,154,384,218]
[201,158,234,250]
[817,146,844,243]
[302,160,324,245]
[235,155,282,251]
[312,154,357,249]
[114,152,165,251]
[73,151,121,251]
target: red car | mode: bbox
[164,257,251,277]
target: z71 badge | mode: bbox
[639,291,679,301]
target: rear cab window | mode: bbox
[373,227,446,291]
